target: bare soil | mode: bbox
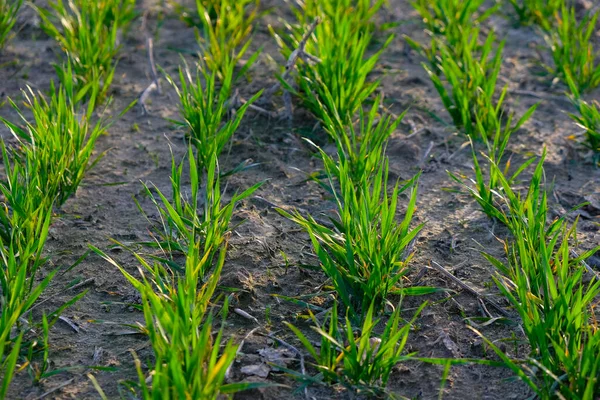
[1,1,599,399]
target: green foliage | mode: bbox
[91,148,261,398]
[0,82,108,207]
[278,102,423,320]
[286,301,425,396]
[92,245,238,399]
[565,69,600,156]
[271,0,389,125]
[0,145,54,264]
[407,0,497,62]
[480,151,600,399]
[133,146,261,279]
[319,94,406,184]
[423,29,504,137]
[447,90,539,222]
[166,59,262,170]
[547,6,600,93]
[37,0,136,104]
[0,142,54,396]
[0,77,128,396]
[0,257,53,399]
[0,143,62,397]
[192,0,260,78]
[568,102,600,155]
[508,0,562,31]
[172,0,261,78]
[411,0,486,36]
[0,0,22,50]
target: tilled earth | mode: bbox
[1,0,599,399]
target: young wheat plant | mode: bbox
[547,6,600,93]
[407,0,498,63]
[190,0,260,79]
[508,0,562,31]
[0,139,85,397]
[37,0,135,104]
[0,0,22,50]
[423,29,504,138]
[286,300,426,396]
[271,0,390,126]
[566,72,600,157]
[0,143,53,396]
[279,101,424,320]
[133,146,261,278]
[319,94,407,184]
[91,147,262,398]
[1,82,110,206]
[568,100,600,155]
[166,59,262,171]
[479,151,600,399]
[447,88,539,223]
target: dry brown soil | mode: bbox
[1,0,599,399]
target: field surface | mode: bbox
[1,0,599,399]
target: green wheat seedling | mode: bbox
[0,142,85,397]
[37,0,135,104]
[447,89,539,223]
[424,30,504,137]
[0,81,104,394]
[411,0,486,36]
[0,242,54,399]
[570,99,600,154]
[278,141,423,320]
[318,94,407,185]
[407,0,498,63]
[567,100,600,155]
[166,60,262,170]
[508,0,562,31]
[566,72,600,156]
[547,6,600,93]
[480,151,600,399]
[508,0,565,31]
[285,0,385,31]
[0,142,55,276]
[133,146,261,279]
[285,300,426,396]
[0,0,22,50]
[91,246,241,399]
[0,144,54,365]
[90,149,262,398]
[0,82,110,206]
[271,0,390,126]
[187,0,261,79]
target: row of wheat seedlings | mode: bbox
[475,153,600,399]
[87,0,269,398]
[452,133,600,397]
[3,0,596,397]
[449,111,600,398]
[91,148,263,398]
[0,0,134,396]
[409,0,600,159]
[278,96,431,396]
[409,1,600,398]
[0,76,115,397]
[36,0,136,105]
[268,2,443,396]
[86,0,598,397]
[2,0,134,105]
